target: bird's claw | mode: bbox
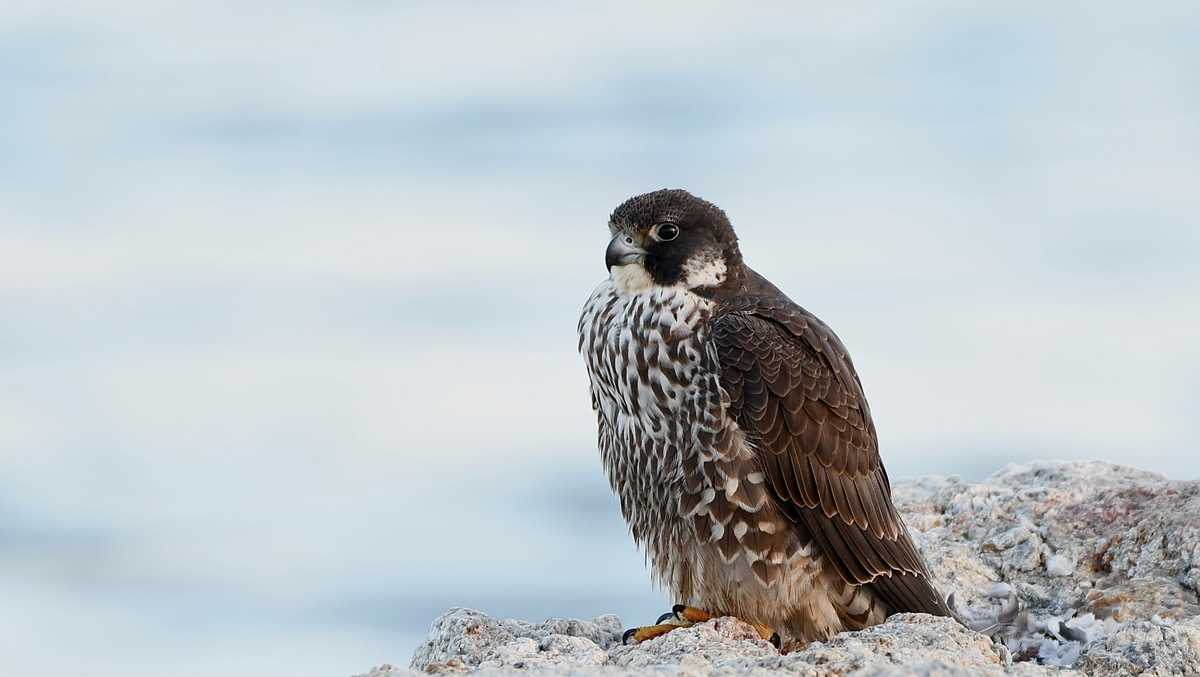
[623,605,779,650]
[621,621,687,645]
[623,604,702,644]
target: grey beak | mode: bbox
[606,234,647,270]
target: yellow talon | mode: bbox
[624,606,780,649]
[675,605,714,623]
[622,621,688,644]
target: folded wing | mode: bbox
[710,307,952,617]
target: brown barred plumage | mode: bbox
[579,189,951,647]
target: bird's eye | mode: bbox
[653,224,679,242]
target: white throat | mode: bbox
[609,263,654,295]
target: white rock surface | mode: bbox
[360,462,1200,676]
[405,609,623,673]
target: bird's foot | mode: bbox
[621,605,695,644]
[671,606,779,647]
[621,620,686,644]
[622,605,780,649]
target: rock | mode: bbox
[406,608,623,672]
[367,462,1200,676]
[1044,554,1074,577]
[1074,617,1200,676]
[390,613,1064,677]
[771,614,1024,675]
[903,462,1199,673]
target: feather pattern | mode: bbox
[578,188,950,647]
[580,278,860,643]
[705,269,953,618]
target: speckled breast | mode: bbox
[579,279,812,607]
[577,282,722,552]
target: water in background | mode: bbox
[3,2,1199,675]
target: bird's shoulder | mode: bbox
[702,267,875,454]
[704,267,852,356]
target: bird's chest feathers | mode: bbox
[579,282,721,462]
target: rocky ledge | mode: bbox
[363,462,1200,676]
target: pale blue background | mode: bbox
[2,2,1198,675]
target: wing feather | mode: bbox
[710,306,952,617]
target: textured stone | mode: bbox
[359,462,1200,677]
[1073,617,1200,676]
[406,608,623,672]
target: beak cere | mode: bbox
[606,234,647,270]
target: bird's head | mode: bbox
[604,189,741,294]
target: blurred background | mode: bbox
[3,1,1198,675]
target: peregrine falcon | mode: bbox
[578,189,952,649]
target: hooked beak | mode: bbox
[606,234,647,271]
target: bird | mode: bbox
[577,189,953,650]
